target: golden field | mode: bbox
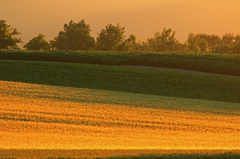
[1,80,240,151]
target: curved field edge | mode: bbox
[1,80,239,115]
[0,60,240,103]
[1,50,240,76]
[1,81,240,150]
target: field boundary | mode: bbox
[1,50,240,76]
[121,65,240,79]
[2,59,240,79]
[1,149,240,159]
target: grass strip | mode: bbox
[1,50,240,76]
[96,153,240,159]
[1,150,240,159]
[0,60,240,103]
[97,153,240,159]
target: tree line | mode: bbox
[1,19,240,54]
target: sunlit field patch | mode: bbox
[1,80,239,151]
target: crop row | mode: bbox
[1,50,240,76]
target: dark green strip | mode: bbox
[1,60,240,103]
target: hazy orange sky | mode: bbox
[1,0,240,44]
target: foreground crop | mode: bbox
[1,81,240,150]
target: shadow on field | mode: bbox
[1,60,240,103]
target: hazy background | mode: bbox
[1,0,240,44]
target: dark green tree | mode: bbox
[147,28,178,52]
[222,33,235,45]
[24,33,49,50]
[195,33,221,50]
[138,41,148,51]
[0,20,21,49]
[50,31,66,50]
[211,33,240,53]
[120,34,140,51]
[173,42,187,52]
[50,19,95,50]
[212,44,232,53]
[232,42,240,54]
[235,34,240,43]
[186,33,208,53]
[96,23,125,51]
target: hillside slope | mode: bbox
[1,81,240,149]
[1,60,240,103]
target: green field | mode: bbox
[1,50,240,76]
[0,56,240,158]
[0,60,240,103]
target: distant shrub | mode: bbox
[232,42,240,54]
[211,44,232,53]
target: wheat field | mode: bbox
[1,80,239,151]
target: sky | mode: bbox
[1,0,240,45]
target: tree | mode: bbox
[212,44,232,53]
[139,41,149,51]
[147,28,178,52]
[120,34,140,51]
[211,33,240,53]
[50,19,95,50]
[232,42,240,54]
[50,31,66,50]
[195,33,221,50]
[96,23,125,51]
[24,33,49,50]
[222,33,235,45]
[186,33,208,53]
[0,20,21,49]
[235,34,240,43]
[173,42,187,52]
